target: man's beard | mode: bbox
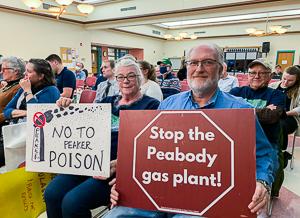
[187,75,219,96]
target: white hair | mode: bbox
[115,58,144,87]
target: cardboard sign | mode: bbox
[0,167,55,218]
[117,109,256,217]
[26,104,111,177]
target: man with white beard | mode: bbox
[105,43,276,217]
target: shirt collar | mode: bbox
[188,88,220,109]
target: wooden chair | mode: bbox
[79,90,96,103]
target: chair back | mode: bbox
[76,79,85,89]
[79,90,96,103]
[86,77,97,87]
[180,80,190,91]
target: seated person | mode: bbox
[46,54,76,98]
[94,60,119,103]
[0,56,25,167]
[157,58,181,99]
[44,58,160,218]
[74,62,86,80]
[269,65,300,166]
[177,59,187,81]
[138,60,163,101]
[218,63,239,92]
[230,59,285,197]
[272,64,283,79]
[3,59,60,123]
[104,43,276,217]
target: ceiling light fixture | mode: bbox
[163,32,198,40]
[22,0,94,19]
[245,16,288,36]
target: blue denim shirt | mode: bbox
[158,89,276,185]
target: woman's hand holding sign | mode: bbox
[109,178,118,209]
[93,160,117,180]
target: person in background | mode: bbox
[94,60,119,103]
[46,54,76,98]
[0,56,25,167]
[104,43,276,217]
[269,65,300,194]
[177,59,187,81]
[4,59,60,123]
[155,61,163,77]
[230,59,285,198]
[81,63,89,78]
[272,64,283,79]
[74,62,86,80]
[157,58,180,99]
[218,62,239,92]
[44,58,159,218]
[138,60,163,101]
[93,66,107,91]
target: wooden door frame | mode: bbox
[276,50,295,65]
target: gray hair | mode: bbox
[115,58,144,88]
[186,43,224,63]
[0,56,25,78]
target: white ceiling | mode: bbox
[2,0,300,39]
[74,0,127,4]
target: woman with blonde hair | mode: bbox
[269,65,300,197]
[270,65,300,147]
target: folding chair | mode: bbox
[79,90,97,103]
[86,77,97,88]
[180,80,190,91]
[76,79,85,89]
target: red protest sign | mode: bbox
[116,109,256,217]
[33,112,46,128]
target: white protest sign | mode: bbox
[26,104,111,177]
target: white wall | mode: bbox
[0,11,91,69]
[163,34,300,67]
[0,11,164,71]
[90,29,164,64]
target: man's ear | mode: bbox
[218,65,223,77]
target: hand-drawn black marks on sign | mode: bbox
[31,106,103,162]
[53,105,103,118]
[32,110,55,162]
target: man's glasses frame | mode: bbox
[185,59,221,68]
[248,71,271,77]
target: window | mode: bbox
[224,48,261,74]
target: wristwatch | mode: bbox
[257,179,271,194]
[24,91,32,97]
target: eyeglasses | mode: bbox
[248,71,271,77]
[116,72,139,82]
[185,59,220,68]
[0,67,14,72]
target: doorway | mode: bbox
[276,51,295,71]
